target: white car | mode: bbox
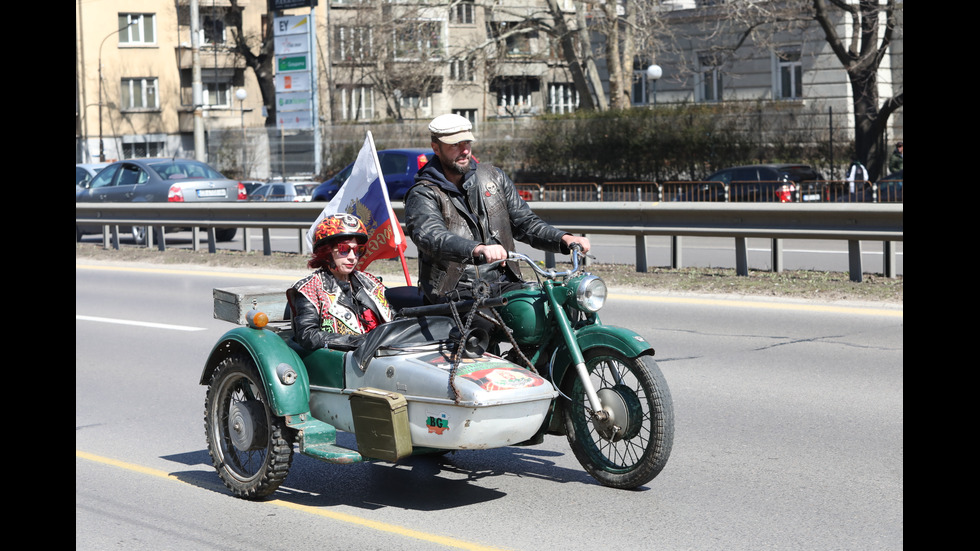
[248,181,318,202]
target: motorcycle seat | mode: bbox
[351,316,457,371]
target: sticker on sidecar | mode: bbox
[426,412,450,434]
[419,353,544,391]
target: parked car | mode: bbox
[701,164,825,203]
[75,157,245,243]
[312,148,433,202]
[76,162,111,191]
[238,180,266,196]
[248,181,318,202]
[834,170,902,203]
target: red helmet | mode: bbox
[313,213,368,251]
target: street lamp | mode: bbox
[236,88,248,177]
[646,64,663,107]
[99,20,137,162]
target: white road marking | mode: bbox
[75,315,206,332]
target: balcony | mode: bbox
[175,46,245,71]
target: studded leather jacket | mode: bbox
[405,157,569,302]
[287,269,393,351]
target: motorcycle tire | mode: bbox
[562,348,674,490]
[205,354,294,500]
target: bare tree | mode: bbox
[225,0,278,128]
[699,0,903,178]
[813,0,902,179]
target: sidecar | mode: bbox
[201,285,558,499]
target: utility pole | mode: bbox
[190,0,206,161]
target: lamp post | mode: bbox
[236,88,248,177]
[646,64,663,107]
[99,20,137,162]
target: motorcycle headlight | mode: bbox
[575,275,607,313]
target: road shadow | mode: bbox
[162,435,610,511]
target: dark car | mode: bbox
[834,170,902,203]
[703,164,825,203]
[312,148,433,202]
[76,157,245,243]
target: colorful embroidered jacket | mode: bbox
[288,269,393,351]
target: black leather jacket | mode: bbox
[405,157,569,301]
[287,269,392,351]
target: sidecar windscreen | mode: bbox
[351,316,457,371]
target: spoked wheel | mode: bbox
[205,355,294,499]
[562,348,674,489]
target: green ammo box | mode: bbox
[349,388,412,462]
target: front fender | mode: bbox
[550,324,655,388]
[200,327,311,417]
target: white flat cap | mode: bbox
[428,114,476,144]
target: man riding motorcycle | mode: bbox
[404,113,590,305]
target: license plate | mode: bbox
[802,194,821,202]
[197,189,227,198]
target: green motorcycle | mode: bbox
[201,246,673,498]
[475,246,674,489]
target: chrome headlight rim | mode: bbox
[574,274,607,313]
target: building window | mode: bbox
[340,86,374,120]
[631,70,649,105]
[496,78,536,116]
[777,46,803,99]
[489,21,535,57]
[122,137,165,159]
[398,94,430,110]
[118,13,156,45]
[451,1,475,25]
[453,109,477,123]
[548,83,578,114]
[203,81,231,108]
[335,26,373,61]
[449,57,475,81]
[394,20,443,60]
[201,11,226,46]
[121,78,159,110]
[699,53,723,102]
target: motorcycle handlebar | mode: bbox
[508,248,582,279]
[396,296,508,319]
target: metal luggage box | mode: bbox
[349,388,412,462]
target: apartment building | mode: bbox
[631,1,903,144]
[76,1,902,175]
[76,0,581,168]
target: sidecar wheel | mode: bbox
[205,354,294,500]
[562,348,674,489]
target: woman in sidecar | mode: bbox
[287,213,393,351]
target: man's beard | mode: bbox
[449,157,469,175]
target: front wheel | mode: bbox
[205,354,294,499]
[562,348,674,489]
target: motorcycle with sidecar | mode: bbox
[201,247,674,499]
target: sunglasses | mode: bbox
[333,243,367,257]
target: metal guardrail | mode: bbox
[76,201,903,282]
[517,180,902,204]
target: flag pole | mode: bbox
[364,131,413,287]
[398,249,413,287]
